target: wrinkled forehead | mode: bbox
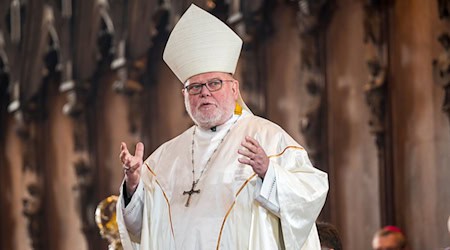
[184,72,233,86]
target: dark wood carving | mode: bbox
[365,58,386,136]
[297,0,330,166]
[112,59,145,134]
[8,80,47,250]
[22,166,45,250]
[141,6,171,152]
[362,0,395,226]
[296,0,333,222]
[363,0,383,45]
[226,0,270,116]
[59,1,109,249]
[5,3,52,242]
[126,0,158,60]
[8,91,47,250]
[60,77,99,249]
[8,51,47,250]
[0,30,14,250]
[4,1,59,249]
[434,1,450,124]
[438,0,450,19]
[110,0,158,134]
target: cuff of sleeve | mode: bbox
[255,163,280,216]
[120,178,144,239]
[121,179,144,213]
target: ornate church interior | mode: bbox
[1,0,449,249]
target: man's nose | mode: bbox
[199,84,211,96]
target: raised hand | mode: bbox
[238,136,269,178]
[119,142,144,195]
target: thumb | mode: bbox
[135,142,144,160]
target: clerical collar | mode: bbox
[204,114,240,133]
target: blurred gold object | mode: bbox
[95,195,123,250]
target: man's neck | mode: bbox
[198,114,237,131]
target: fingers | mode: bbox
[120,142,130,165]
[135,142,144,160]
[121,142,128,151]
[238,136,263,159]
[237,157,253,165]
[238,136,269,178]
[244,136,261,147]
[241,136,259,153]
[120,142,144,173]
[237,148,254,158]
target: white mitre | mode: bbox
[163,4,251,113]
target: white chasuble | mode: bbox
[117,110,328,250]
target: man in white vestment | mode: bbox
[116,4,328,250]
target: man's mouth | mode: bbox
[199,102,215,108]
[198,103,217,111]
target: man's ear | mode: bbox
[182,80,189,96]
[232,80,240,99]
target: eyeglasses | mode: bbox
[184,79,234,95]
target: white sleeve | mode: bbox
[120,179,145,238]
[255,163,280,216]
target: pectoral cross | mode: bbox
[183,181,200,207]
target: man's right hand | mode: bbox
[120,142,144,196]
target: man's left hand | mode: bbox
[238,136,269,178]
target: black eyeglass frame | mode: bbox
[184,79,234,95]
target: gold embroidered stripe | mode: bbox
[216,173,257,250]
[215,145,304,249]
[145,162,175,239]
[268,145,304,158]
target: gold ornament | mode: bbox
[95,195,123,250]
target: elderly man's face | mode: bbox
[183,72,239,128]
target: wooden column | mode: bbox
[0,33,13,250]
[110,0,157,110]
[229,0,271,116]
[6,1,54,249]
[433,0,450,125]
[362,0,395,226]
[296,0,333,221]
[60,1,109,249]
